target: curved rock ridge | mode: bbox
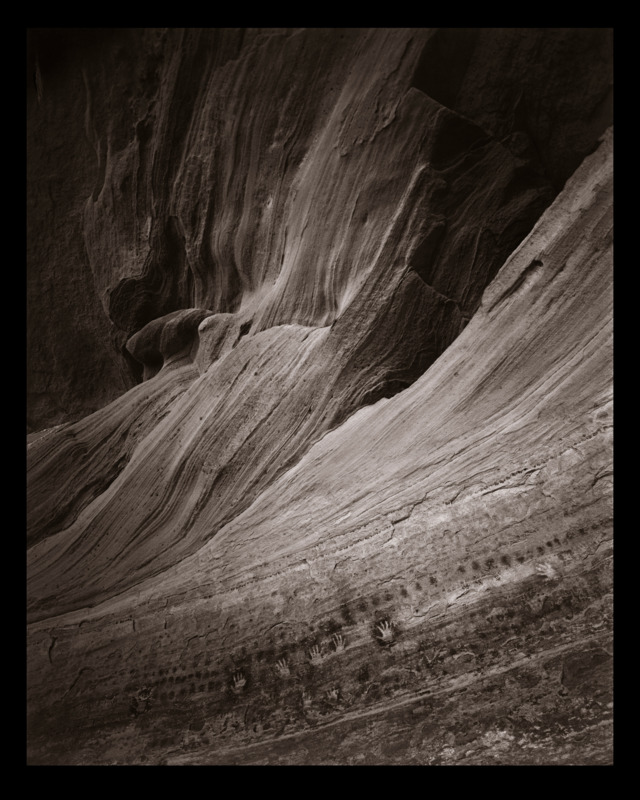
[204,128,613,574]
[27,28,612,430]
[27,128,612,765]
[126,308,213,380]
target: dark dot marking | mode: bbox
[472,561,480,571]
[536,546,545,555]
[429,577,437,585]
[546,541,553,548]
[401,587,408,597]
[554,537,561,545]
[486,558,495,569]
[384,591,393,601]
[340,603,355,624]
[516,555,525,563]
[415,582,422,591]
[458,565,466,573]
[372,596,380,607]
[322,618,342,634]
[500,555,511,566]
[358,599,368,612]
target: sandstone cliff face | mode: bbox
[27,28,612,765]
[28,28,611,430]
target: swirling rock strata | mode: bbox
[27,128,612,765]
[26,28,612,764]
[27,27,611,430]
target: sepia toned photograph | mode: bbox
[26,27,613,765]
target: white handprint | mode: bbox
[231,670,246,693]
[275,658,290,677]
[332,633,346,652]
[376,620,395,643]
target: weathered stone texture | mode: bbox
[27,28,612,764]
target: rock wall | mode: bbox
[27,27,611,430]
[26,28,613,764]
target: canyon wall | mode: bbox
[27,28,613,764]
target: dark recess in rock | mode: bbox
[411,28,480,111]
[412,27,613,190]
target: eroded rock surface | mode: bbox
[27,27,611,430]
[26,28,612,764]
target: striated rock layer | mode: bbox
[27,28,612,765]
[27,27,612,430]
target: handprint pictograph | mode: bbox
[376,620,395,644]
